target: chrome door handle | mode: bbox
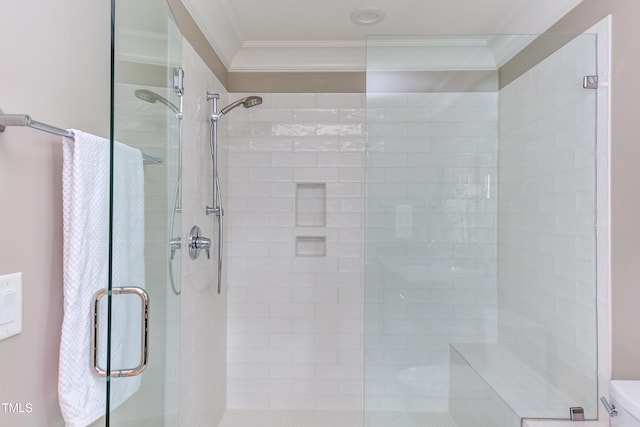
[91,287,149,378]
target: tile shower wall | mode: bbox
[497,34,598,410]
[364,91,499,413]
[179,40,229,426]
[225,93,366,411]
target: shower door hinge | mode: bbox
[569,407,585,421]
[583,75,598,89]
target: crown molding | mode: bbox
[180,0,244,69]
[115,28,172,66]
[230,42,366,72]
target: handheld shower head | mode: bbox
[218,96,263,116]
[135,89,181,114]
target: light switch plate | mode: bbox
[0,272,22,341]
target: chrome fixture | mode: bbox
[134,68,185,295]
[173,67,184,97]
[91,287,149,378]
[206,93,263,294]
[0,108,162,164]
[0,109,74,137]
[188,225,211,260]
[0,109,163,165]
[134,89,182,115]
[569,407,585,421]
[217,96,263,117]
[600,397,618,417]
[582,75,599,89]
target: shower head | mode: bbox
[135,89,181,114]
[218,96,263,116]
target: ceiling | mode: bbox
[181,0,583,72]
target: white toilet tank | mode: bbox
[611,381,640,426]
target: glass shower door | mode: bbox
[364,34,598,426]
[102,0,183,425]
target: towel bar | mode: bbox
[0,108,163,165]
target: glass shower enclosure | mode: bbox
[99,0,183,425]
[364,34,598,426]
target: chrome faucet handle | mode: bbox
[198,237,211,260]
[188,225,211,260]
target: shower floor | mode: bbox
[218,409,458,427]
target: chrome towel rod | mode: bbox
[0,109,163,165]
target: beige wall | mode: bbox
[537,0,640,381]
[0,1,110,426]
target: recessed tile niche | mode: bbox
[295,236,326,257]
[296,183,326,227]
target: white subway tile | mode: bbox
[271,152,317,167]
[316,303,362,318]
[244,287,293,303]
[317,152,363,167]
[248,108,294,123]
[339,109,366,123]
[339,138,366,152]
[249,138,294,152]
[245,378,293,394]
[269,302,316,318]
[247,227,292,242]
[245,348,293,363]
[245,256,293,272]
[272,123,317,137]
[338,318,364,334]
[317,93,363,108]
[293,108,339,122]
[228,303,270,319]
[315,363,362,379]
[227,332,270,348]
[292,347,338,363]
[316,333,361,349]
[292,287,338,303]
[317,123,362,137]
[227,168,249,182]
[248,167,294,182]
[293,257,339,273]
[293,167,339,182]
[270,272,316,287]
[293,318,339,333]
[271,93,317,108]
[270,333,316,348]
[294,138,340,152]
[268,393,316,409]
[294,379,339,394]
[367,93,408,108]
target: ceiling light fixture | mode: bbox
[350,8,386,26]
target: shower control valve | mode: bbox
[188,225,211,260]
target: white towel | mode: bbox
[59,130,145,427]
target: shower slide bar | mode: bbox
[0,109,163,165]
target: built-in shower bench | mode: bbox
[449,344,591,427]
